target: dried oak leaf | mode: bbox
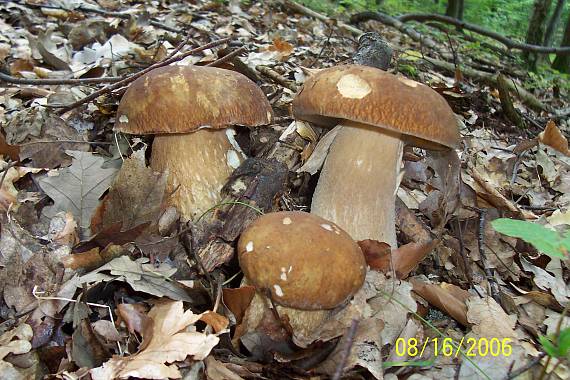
[38,151,118,239]
[90,301,219,380]
[91,148,167,234]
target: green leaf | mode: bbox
[539,335,558,357]
[558,327,570,356]
[491,219,569,259]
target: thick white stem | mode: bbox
[151,128,242,220]
[310,122,403,248]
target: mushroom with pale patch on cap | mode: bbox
[236,211,366,343]
[115,65,273,220]
[293,65,460,247]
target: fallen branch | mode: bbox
[256,65,298,91]
[352,12,570,54]
[277,0,363,37]
[351,11,438,50]
[497,74,526,129]
[421,56,550,113]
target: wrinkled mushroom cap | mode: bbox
[238,211,366,310]
[115,65,273,134]
[293,65,459,150]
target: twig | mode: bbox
[0,161,16,189]
[504,353,546,379]
[0,72,122,85]
[476,209,500,302]
[331,319,359,380]
[256,65,298,91]
[206,46,247,67]
[49,37,231,114]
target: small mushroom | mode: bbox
[293,65,459,247]
[237,211,366,341]
[115,65,273,220]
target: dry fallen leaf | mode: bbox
[359,239,437,278]
[411,278,471,326]
[539,120,569,156]
[39,150,118,238]
[91,148,167,234]
[0,323,33,379]
[90,300,219,380]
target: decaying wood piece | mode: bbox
[423,57,550,112]
[193,147,293,272]
[497,74,526,129]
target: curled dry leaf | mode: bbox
[410,278,471,326]
[200,311,230,333]
[359,239,437,278]
[539,120,569,156]
[0,132,20,161]
[222,287,256,325]
[116,303,149,335]
[90,301,219,380]
[62,244,125,271]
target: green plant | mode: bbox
[539,327,570,359]
[491,218,570,259]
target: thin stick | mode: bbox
[206,46,248,67]
[332,319,359,380]
[477,209,500,302]
[0,72,123,85]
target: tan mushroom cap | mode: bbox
[114,65,273,134]
[293,64,459,150]
[238,211,366,310]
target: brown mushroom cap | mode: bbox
[292,64,459,150]
[238,211,366,310]
[114,65,273,134]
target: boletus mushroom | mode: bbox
[237,211,366,342]
[293,65,459,247]
[115,65,273,220]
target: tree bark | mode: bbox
[445,0,465,20]
[524,0,553,69]
[544,0,566,46]
[553,14,570,72]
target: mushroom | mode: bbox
[115,65,273,220]
[236,211,366,342]
[293,65,459,247]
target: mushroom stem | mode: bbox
[310,121,403,247]
[150,128,242,220]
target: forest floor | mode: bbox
[0,0,569,379]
